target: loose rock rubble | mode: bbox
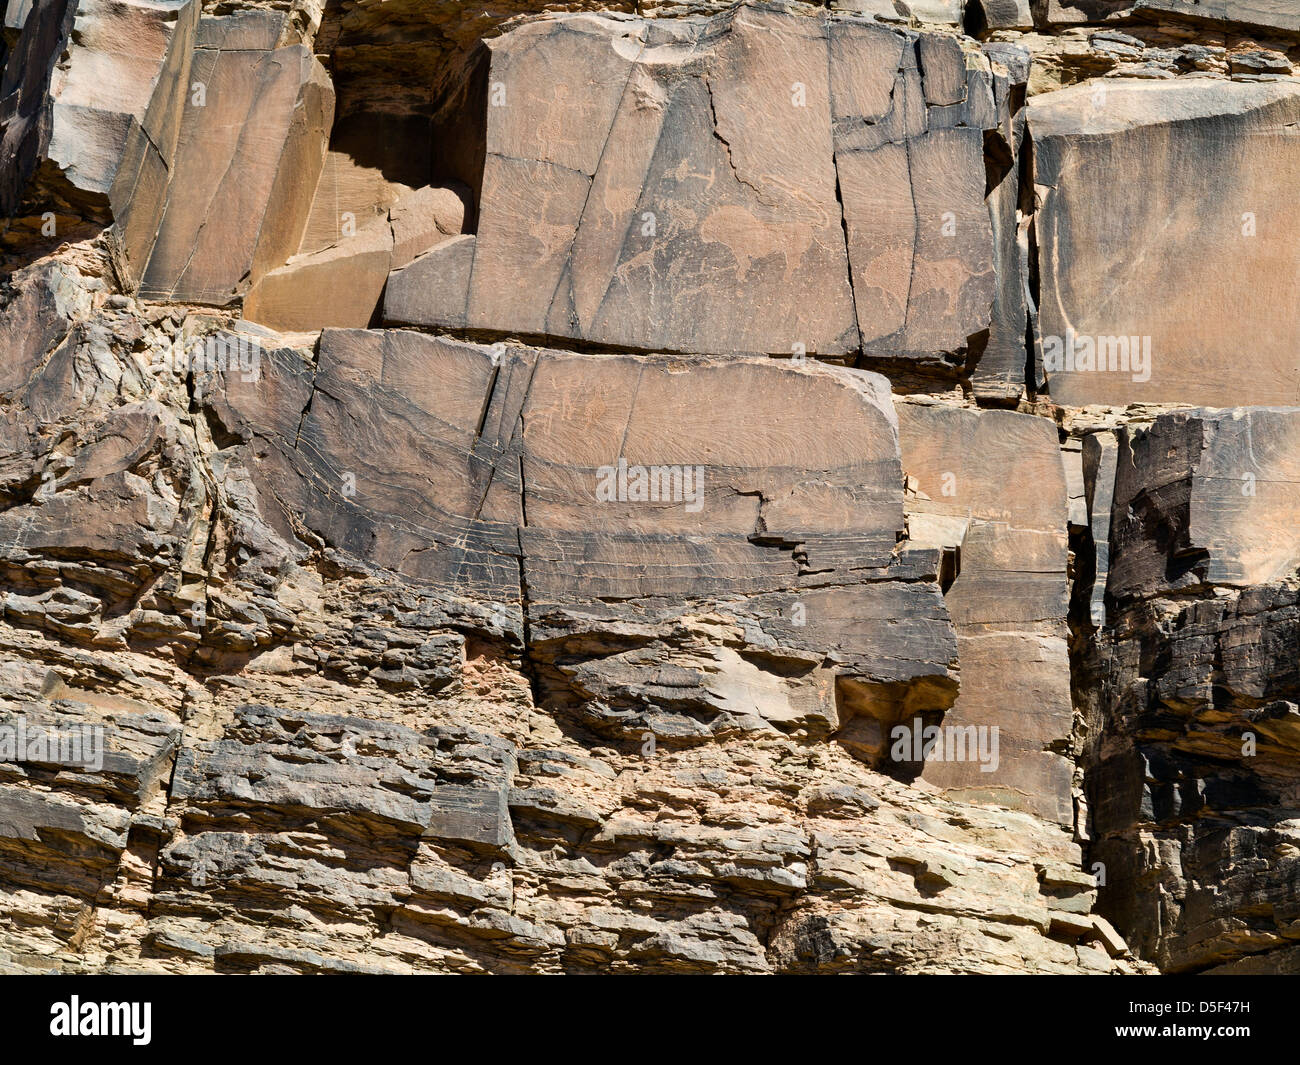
[2,0,1298,974]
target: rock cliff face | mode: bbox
[1,0,1297,974]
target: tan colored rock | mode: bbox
[897,402,1074,825]
[0,244,1158,974]
[296,149,405,256]
[3,0,197,217]
[245,152,470,325]
[0,260,89,398]
[487,7,855,356]
[832,26,997,362]
[195,324,960,749]
[243,218,393,331]
[389,184,468,269]
[1031,78,1300,407]
[973,41,1032,402]
[16,0,1284,979]
[383,235,475,329]
[45,0,198,199]
[134,14,333,303]
[4,0,34,30]
[107,0,199,278]
[1,0,199,220]
[518,354,959,748]
[1081,429,1119,629]
[1045,0,1300,34]
[386,7,1003,365]
[967,0,1032,32]
[831,0,964,24]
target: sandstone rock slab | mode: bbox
[1031,79,1300,407]
[1107,408,1300,604]
[897,402,1073,824]
[386,7,1004,368]
[134,14,333,304]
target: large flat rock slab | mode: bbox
[517,353,905,600]
[474,7,856,357]
[134,14,333,304]
[1134,0,1300,34]
[517,353,958,746]
[385,6,1004,366]
[1030,79,1300,407]
[199,328,959,751]
[198,327,525,602]
[1044,0,1300,34]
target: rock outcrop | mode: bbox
[1078,409,1300,972]
[1031,78,1300,407]
[2,0,1298,975]
[382,6,1019,372]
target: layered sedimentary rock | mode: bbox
[197,325,961,743]
[5,0,1300,976]
[516,354,958,748]
[1078,408,1300,971]
[0,257,1134,972]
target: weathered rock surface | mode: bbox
[0,0,200,266]
[1043,0,1300,35]
[0,0,80,217]
[132,14,334,303]
[897,402,1074,825]
[831,0,965,26]
[1106,409,1300,600]
[0,257,1139,973]
[382,6,1016,371]
[7,0,1300,977]
[1076,407,1300,971]
[1031,78,1300,407]
[967,0,1032,33]
[1137,0,1300,35]
[242,218,394,331]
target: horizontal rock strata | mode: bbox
[4,0,1300,975]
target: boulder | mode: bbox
[242,218,393,332]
